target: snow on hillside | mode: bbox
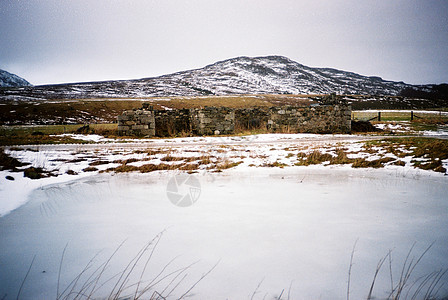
[0,56,428,101]
[167,56,410,95]
[0,69,31,87]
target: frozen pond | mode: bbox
[1,168,448,299]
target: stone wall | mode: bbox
[190,107,235,135]
[117,109,155,136]
[234,108,270,131]
[117,103,351,136]
[234,105,351,133]
[154,109,191,137]
[267,104,351,134]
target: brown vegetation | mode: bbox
[351,157,396,168]
[0,149,28,171]
[295,150,333,166]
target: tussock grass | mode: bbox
[1,149,58,179]
[66,170,78,175]
[82,166,98,172]
[137,163,178,173]
[0,149,27,171]
[196,156,213,165]
[285,152,295,158]
[262,161,288,168]
[370,137,448,173]
[105,163,182,173]
[215,160,243,170]
[160,155,185,162]
[179,163,200,171]
[393,160,406,166]
[23,167,53,179]
[114,157,140,165]
[160,155,199,162]
[329,148,353,165]
[89,160,110,166]
[352,157,396,168]
[295,150,333,166]
[291,137,447,173]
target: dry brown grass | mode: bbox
[411,159,446,173]
[160,155,186,162]
[351,157,396,168]
[179,163,200,171]
[295,150,333,166]
[138,163,178,173]
[329,148,353,165]
[393,160,406,166]
[89,160,110,166]
[82,166,98,172]
[368,137,448,172]
[0,149,28,171]
[105,164,139,173]
[197,156,213,165]
[104,162,193,173]
[215,160,243,170]
[0,100,143,125]
[0,132,92,146]
[262,161,288,168]
[412,118,448,125]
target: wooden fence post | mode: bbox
[378,112,381,121]
[411,111,414,121]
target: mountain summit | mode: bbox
[158,55,409,95]
[0,69,31,87]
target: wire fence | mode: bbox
[352,110,448,122]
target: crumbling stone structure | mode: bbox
[117,109,155,136]
[235,108,270,131]
[267,105,351,133]
[154,109,191,137]
[190,107,235,135]
[118,103,351,136]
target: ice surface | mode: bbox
[0,168,447,299]
[1,132,447,218]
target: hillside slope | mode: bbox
[0,69,31,87]
[0,56,444,101]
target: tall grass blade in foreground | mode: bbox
[52,232,218,300]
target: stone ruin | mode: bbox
[117,107,155,136]
[118,102,351,137]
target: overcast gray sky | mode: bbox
[1,0,447,85]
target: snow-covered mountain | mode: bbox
[0,69,31,87]
[163,56,411,95]
[0,56,443,101]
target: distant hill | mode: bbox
[0,56,446,101]
[0,69,31,87]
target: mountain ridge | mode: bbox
[1,56,446,101]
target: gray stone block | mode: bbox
[117,125,130,131]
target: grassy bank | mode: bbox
[0,124,117,146]
[352,110,448,122]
